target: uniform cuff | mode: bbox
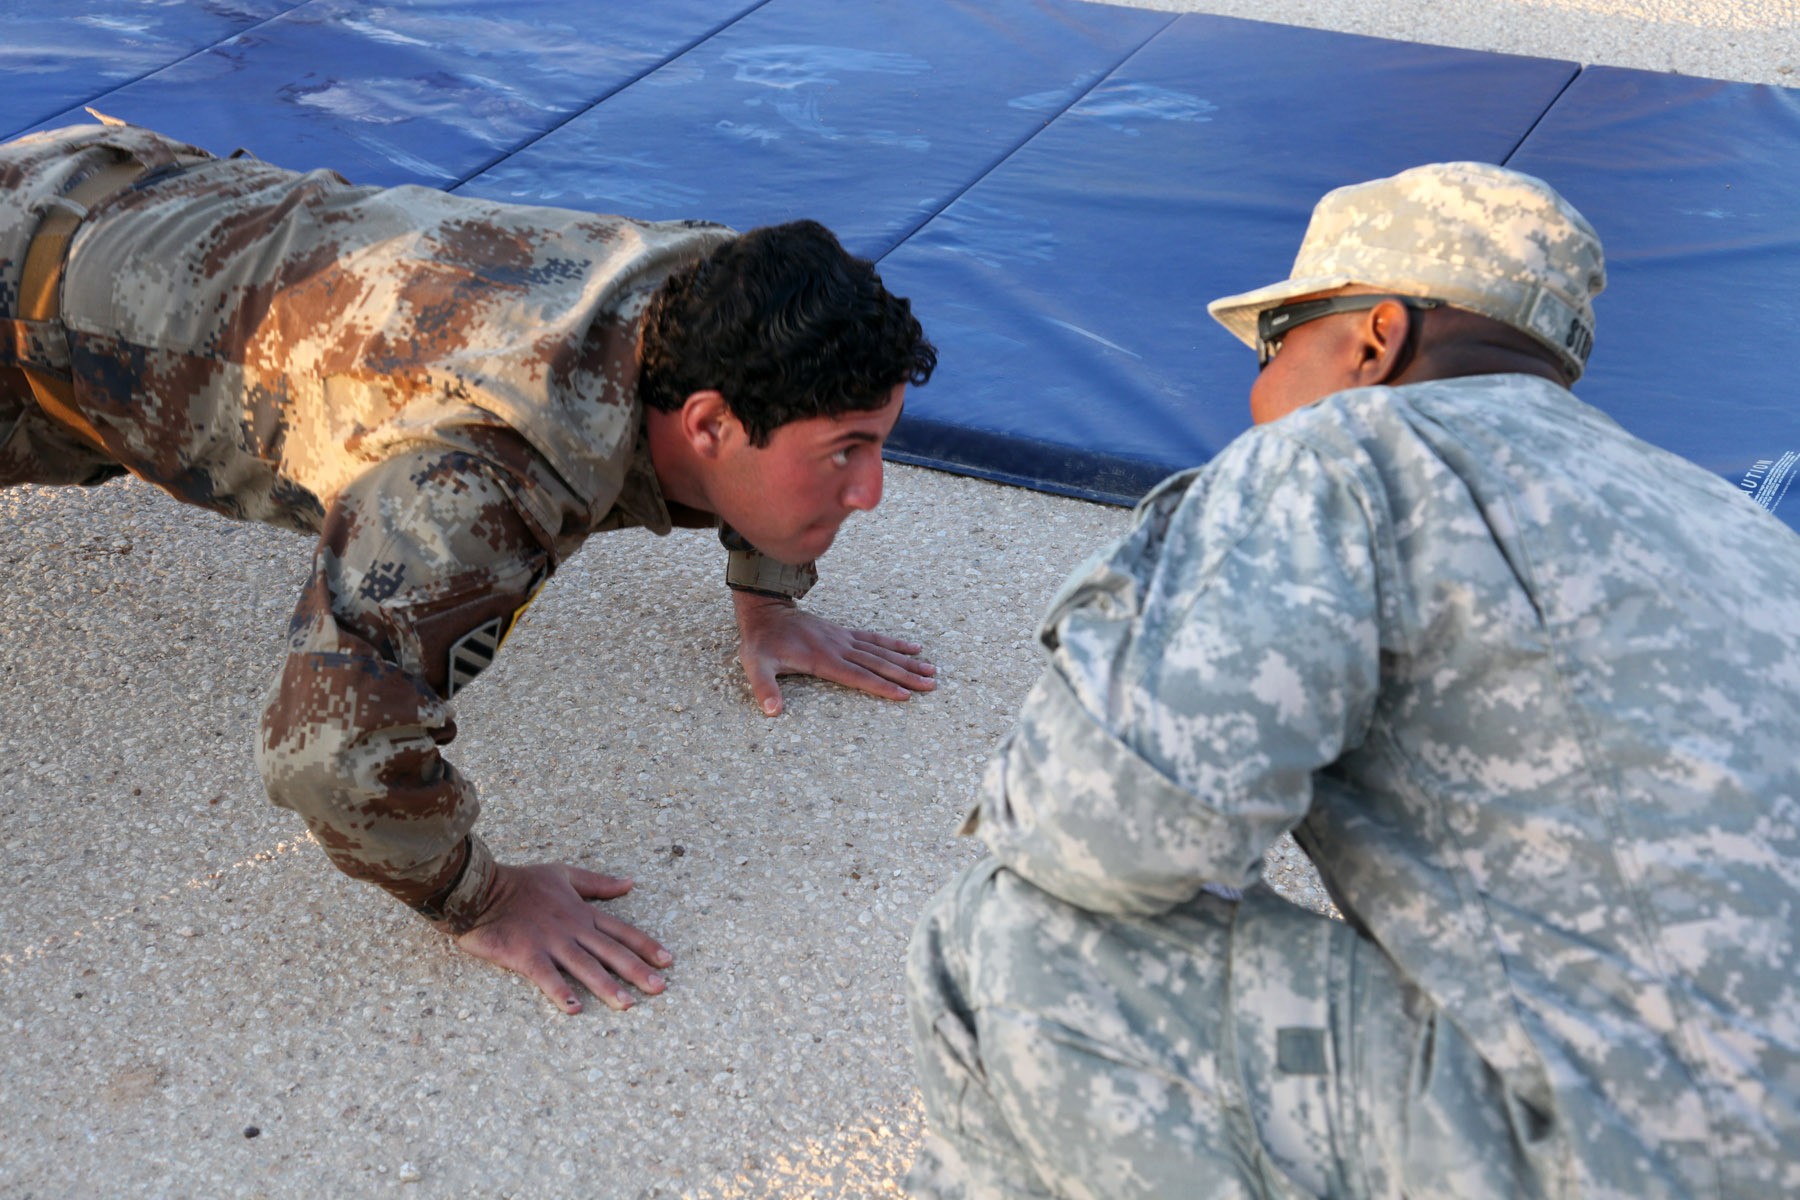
[413,834,498,934]
[725,547,817,600]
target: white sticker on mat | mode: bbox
[1737,451,1798,515]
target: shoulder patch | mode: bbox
[436,572,547,699]
[447,616,509,698]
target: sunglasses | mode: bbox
[1257,294,1444,367]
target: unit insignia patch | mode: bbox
[447,616,508,698]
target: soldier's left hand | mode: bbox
[732,591,936,716]
[449,863,672,1014]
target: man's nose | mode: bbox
[843,457,883,511]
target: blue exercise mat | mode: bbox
[0,1,306,141]
[1506,67,1800,530]
[876,14,1579,503]
[20,0,765,189]
[6,1,1792,528]
[454,0,1174,261]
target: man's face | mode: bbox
[1246,290,1371,425]
[703,385,905,564]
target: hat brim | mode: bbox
[1206,274,1358,350]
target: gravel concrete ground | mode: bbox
[1,1,1788,1195]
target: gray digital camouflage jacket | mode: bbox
[1,123,742,928]
[969,372,1800,1196]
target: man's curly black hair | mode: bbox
[637,220,937,446]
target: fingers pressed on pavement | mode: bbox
[566,867,634,899]
[851,637,936,673]
[821,658,912,700]
[519,951,586,1013]
[845,651,935,693]
[855,630,925,655]
[572,934,664,1003]
[594,911,673,972]
[560,946,637,1012]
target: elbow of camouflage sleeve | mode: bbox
[257,715,492,923]
[258,631,489,924]
[973,668,1273,916]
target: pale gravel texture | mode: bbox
[1111,0,1800,86]
[0,1,1783,1195]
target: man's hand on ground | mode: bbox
[732,590,937,716]
[449,863,671,1014]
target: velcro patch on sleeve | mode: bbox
[414,570,546,700]
[447,615,510,697]
[1276,1027,1330,1076]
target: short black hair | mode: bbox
[637,220,936,446]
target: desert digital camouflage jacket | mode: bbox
[970,373,1800,1196]
[0,123,735,927]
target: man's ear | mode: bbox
[1352,300,1416,386]
[678,390,737,459]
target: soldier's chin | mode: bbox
[782,524,839,564]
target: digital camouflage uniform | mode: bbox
[908,166,1800,1199]
[0,123,807,929]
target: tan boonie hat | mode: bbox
[1207,161,1606,380]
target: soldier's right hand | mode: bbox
[449,863,673,1013]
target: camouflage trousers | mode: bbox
[0,385,126,488]
[905,859,1545,1200]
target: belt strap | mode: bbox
[16,155,152,454]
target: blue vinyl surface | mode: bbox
[454,0,1174,260]
[877,15,1578,503]
[21,0,765,188]
[0,1,306,141]
[3,1,1795,528]
[1507,67,1800,528]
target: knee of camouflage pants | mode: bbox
[903,859,1545,1200]
[906,858,1278,1200]
[906,858,1059,1200]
